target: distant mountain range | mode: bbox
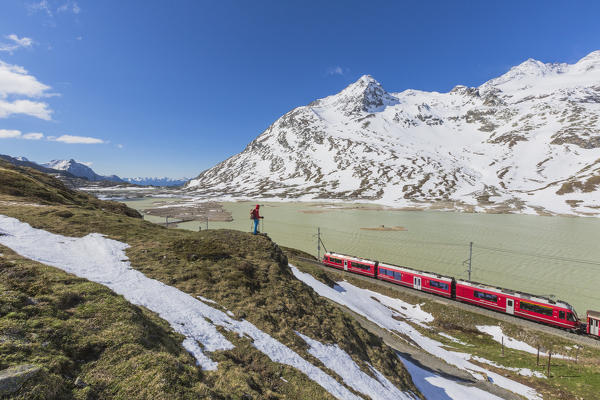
[1,155,188,187]
[120,176,189,187]
[185,51,600,216]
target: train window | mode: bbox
[566,313,576,322]
[474,290,498,302]
[379,268,401,280]
[352,262,371,270]
[430,280,449,291]
[329,257,342,264]
[519,301,553,317]
[559,310,565,320]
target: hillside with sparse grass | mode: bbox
[0,160,420,399]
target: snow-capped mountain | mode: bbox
[43,159,123,182]
[186,51,600,216]
[121,177,189,187]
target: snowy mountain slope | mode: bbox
[186,51,600,216]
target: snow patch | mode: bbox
[438,332,471,346]
[297,332,415,400]
[399,355,503,400]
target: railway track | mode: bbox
[293,256,600,349]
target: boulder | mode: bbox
[0,364,41,396]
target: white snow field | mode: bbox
[290,265,543,400]
[0,215,416,400]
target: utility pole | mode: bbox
[463,242,473,280]
[206,214,208,231]
[468,241,473,281]
[314,228,327,259]
[317,227,321,260]
[165,216,169,228]
[547,351,552,378]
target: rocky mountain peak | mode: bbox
[324,74,399,115]
[450,85,479,97]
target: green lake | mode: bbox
[124,198,600,316]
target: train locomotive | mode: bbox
[322,251,589,333]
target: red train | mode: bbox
[323,252,583,332]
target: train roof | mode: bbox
[588,310,600,319]
[327,252,377,265]
[456,279,575,311]
[326,252,453,282]
[378,261,453,282]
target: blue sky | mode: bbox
[1,1,599,178]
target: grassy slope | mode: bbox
[287,253,600,400]
[0,161,420,399]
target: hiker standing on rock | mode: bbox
[250,204,264,235]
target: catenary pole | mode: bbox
[318,227,321,260]
[468,241,473,281]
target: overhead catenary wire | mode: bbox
[473,244,600,267]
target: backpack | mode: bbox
[250,208,257,219]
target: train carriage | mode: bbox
[377,262,453,298]
[455,280,579,330]
[587,310,600,337]
[322,252,377,277]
